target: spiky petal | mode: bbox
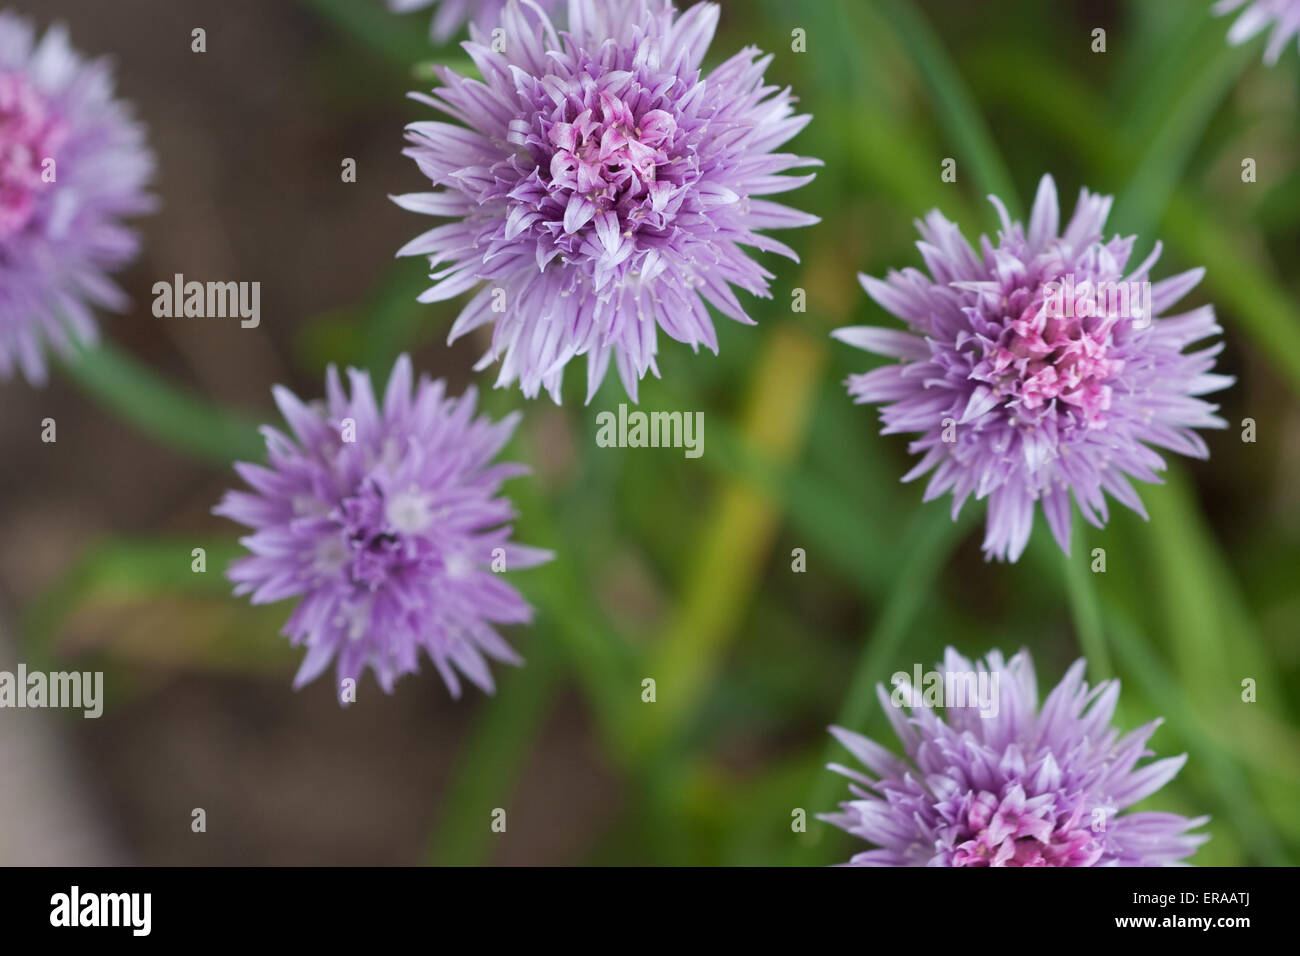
[387,0,563,43]
[1215,0,1300,63]
[823,647,1209,866]
[834,175,1232,562]
[214,355,553,700]
[395,0,820,403]
[0,13,154,383]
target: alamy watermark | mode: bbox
[0,664,102,718]
[1042,275,1153,329]
[595,403,703,459]
[890,663,1000,718]
[50,886,150,936]
[152,273,260,328]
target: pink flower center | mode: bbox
[543,89,678,232]
[974,278,1125,430]
[0,71,63,241]
[947,789,1103,867]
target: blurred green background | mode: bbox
[4,0,1298,865]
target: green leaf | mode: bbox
[1165,193,1300,397]
[1104,609,1286,866]
[792,504,977,865]
[426,634,560,865]
[868,0,1021,218]
[23,538,292,673]
[1112,30,1250,239]
[640,327,826,750]
[58,340,263,465]
[299,0,434,67]
[1059,518,1112,681]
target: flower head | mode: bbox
[214,355,553,700]
[834,175,1232,562]
[1215,0,1300,63]
[823,647,1209,866]
[0,14,154,383]
[389,0,563,42]
[395,0,819,402]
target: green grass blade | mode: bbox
[1104,610,1286,866]
[1165,194,1300,397]
[1060,519,1112,681]
[58,340,263,465]
[792,504,976,864]
[299,0,433,66]
[426,635,560,865]
[868,0,1021,218]
[1112,38,1250,239]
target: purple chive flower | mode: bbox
[823,647,1209,867]
[833,175,1232,562]
[1215,0,1300,63]
[388,0,563,42]
[395,0,819,402]
[0,14,154,384]
[213,355,553,699]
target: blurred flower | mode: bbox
[834,175,1231,562]
[0,14,154,384]
[823,647,1209,866]
[214,355,553,700]
[395,0,819,402]
[1215,0,1300,63]
[388,0,562,42]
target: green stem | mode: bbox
[58,340,262,465]
[425,632,560,865]
[870,0,1021,218]
[1061,518,1112,681]
[298,0,435,68]
[792,505,974,864]
[1104,611,1285,866]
